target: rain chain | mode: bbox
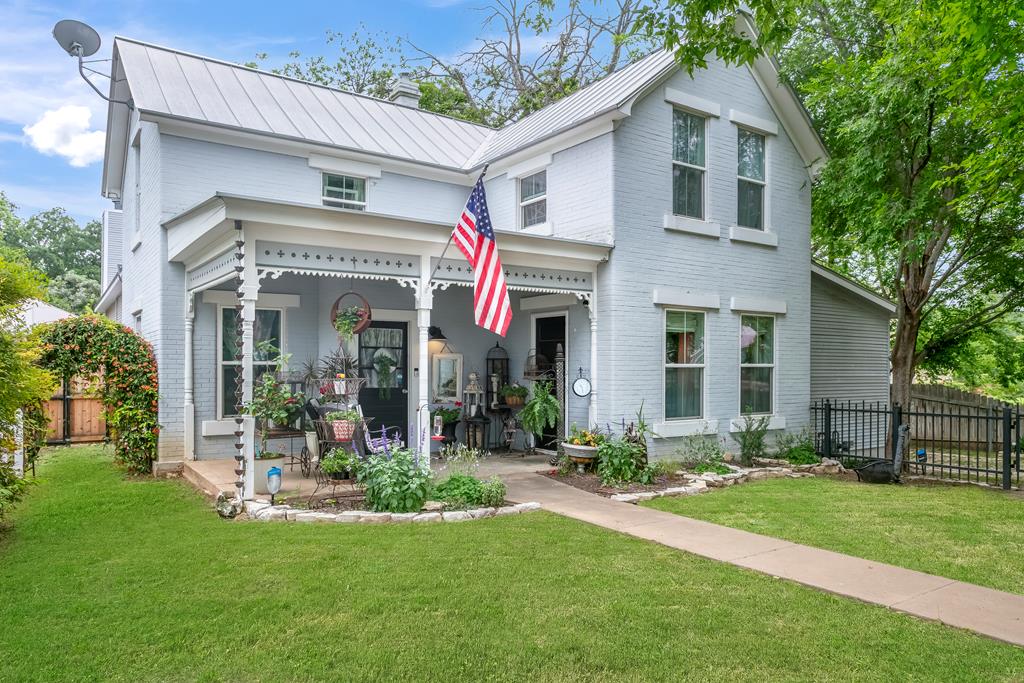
[232,223,246,501]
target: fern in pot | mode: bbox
[519,380,560,452]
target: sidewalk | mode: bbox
[504,473,1024,647]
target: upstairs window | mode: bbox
[672,110,706,219]
[737,129,765,230]
[322,173,366,210]
[519,170,547,228]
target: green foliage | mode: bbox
[434,473,507,509]
[416,80,491,125]
[0,460,32,518]
[775,429,820,466]
[596,438,648,486]
[319,448,359,477]
[478,476,506,508]
[520,380,560,437]
[325,409,361,423]
[36,315,159,473]
[431,406,461,425]
[357,447,431,513]
[693,460,731,476]
[500,383,528,399]
[675,431,730,472]
[333,305,365,339]
[47,272,100,315]
[567,424,606,447]
[735,415,770,467]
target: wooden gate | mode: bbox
[45,378,106,444]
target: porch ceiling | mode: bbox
[164,193,612,271]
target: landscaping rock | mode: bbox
[494,505,523,516]
[295,512,334,523]
[610,493,640,503]
[442,511,471,522]
[413,512,442,523]
[690,479,708,490]
[634,492,658,501]
[336,511,364,523]
[512,502,541,513]
[267,507,289,521]
[215,492,243,519]
[389,512,418,523]
[358,512,392,523]
[422,501,445,512]
[244,501,271,516]
[468,507,496,519]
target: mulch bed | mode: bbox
[283,488,367,512]
[543,470,693,497]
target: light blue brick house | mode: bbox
[94,24,894,492]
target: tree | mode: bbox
[0,193,102,313]
[257,1,650,126]
[635,0,1024,408]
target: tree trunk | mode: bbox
[890,304,923,409]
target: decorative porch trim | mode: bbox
[258,266,420,293]
[430,257,593,294]
[202,290,301,308]
[186,250,236,292]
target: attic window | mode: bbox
[322,173,366,210]
[519,170,547,228]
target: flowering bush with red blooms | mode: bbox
[36,315,160,473]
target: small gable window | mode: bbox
[519,170,547,228]
[737,129,765,230]
[322,173,367,210]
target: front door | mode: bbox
[533,314,566,449]
[358,321,409,445]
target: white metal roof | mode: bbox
[115,38,494,169]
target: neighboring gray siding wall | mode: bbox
[101,209,123,288]
[810,273,891,404]
[606,59,813,454]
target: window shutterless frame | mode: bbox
[519,170,547,228]
[672,109,707,220]
[736,128,766,230]
[322,173,367,210]
[663,308,707,421]
[215,305,285,419]
[738,314,775,416]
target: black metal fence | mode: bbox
[812,399,1021,489]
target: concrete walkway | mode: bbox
[504,473,1024,647]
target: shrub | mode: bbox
[596,438,647,486]
[775,429,819,465]
[0,461,31,518]
[675,431,727,469]
[520,380,560,440]
[735,414,770,466]
[433,473,506,508]
[357,448,430,513]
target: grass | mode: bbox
[0,446,1022,682]
[645,476,1024,594]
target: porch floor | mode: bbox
[182,452,553,502]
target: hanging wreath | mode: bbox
[36,315,159,473]
[330,291,372,341]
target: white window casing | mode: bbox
[665,88,721,118]
[519,170,547,230]
[663,309,707,422]
[322,172,368,211]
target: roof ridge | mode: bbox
[113,35,497,132]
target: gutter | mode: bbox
[94,267,123,315]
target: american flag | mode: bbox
[452,174,512,336]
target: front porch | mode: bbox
[171,194,610,499]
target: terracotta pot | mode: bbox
[504,395,524,407]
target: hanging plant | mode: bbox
[333,306,365,340]
[36,315,159,473]
[374,353,398,400]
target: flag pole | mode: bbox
[427,164,488,287]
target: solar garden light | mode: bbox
[266,466,282,505]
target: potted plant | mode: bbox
[319,448,359,481]
[324,409,361,442]
[519,380,560,452]
[563,424,606,473]
[374,353,398,399]
[500,383,528,407]
[431,404,462,444]
[333,305,367,341]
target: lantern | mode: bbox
[464,371,485,418]
[486,342,510,409]
[266,466,282,505]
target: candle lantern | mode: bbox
[464,371,485,418]
[266,466,282,505]
[485,342,510,409]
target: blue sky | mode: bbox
[0,0,489,224]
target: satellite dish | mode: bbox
[53,19,101,58]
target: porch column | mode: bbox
[416,255,433,467]
[236,224,260,500]
[588,274,598,427]
[183,293,195,460]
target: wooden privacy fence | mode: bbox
[909,384,1016,450]
[45,377,106,445]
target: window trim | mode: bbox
[735,127,768,231]
[518,169,548,230]
[671,109,708,221]
[321,172,368,211]
[738,313,776,417]
[663,308,707,422]
[215,305,286,420]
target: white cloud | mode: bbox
[23,106,105,167]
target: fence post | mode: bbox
[891,403,903,461]
[823,400,833,459]
[13,408,24,477]
[1002,407,1012,491]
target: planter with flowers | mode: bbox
[330,292,372,342]
[324,409,362,442]
[563,424,606,473]
[501,383,528,407]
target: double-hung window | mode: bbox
[740,315,774,414]
[219,308,282,417]
[322,173,367,210]
[519,170,547,228]
[672,110,706,219]
[737,129,765,229]
[665,310,705,419]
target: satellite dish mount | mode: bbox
[52,19,132,108]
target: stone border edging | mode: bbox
[609,459,844,504]
[242,500,542,523]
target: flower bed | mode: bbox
[242,499,541,523]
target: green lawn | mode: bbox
[1,447,1022,682]
[645,476,1024,594]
